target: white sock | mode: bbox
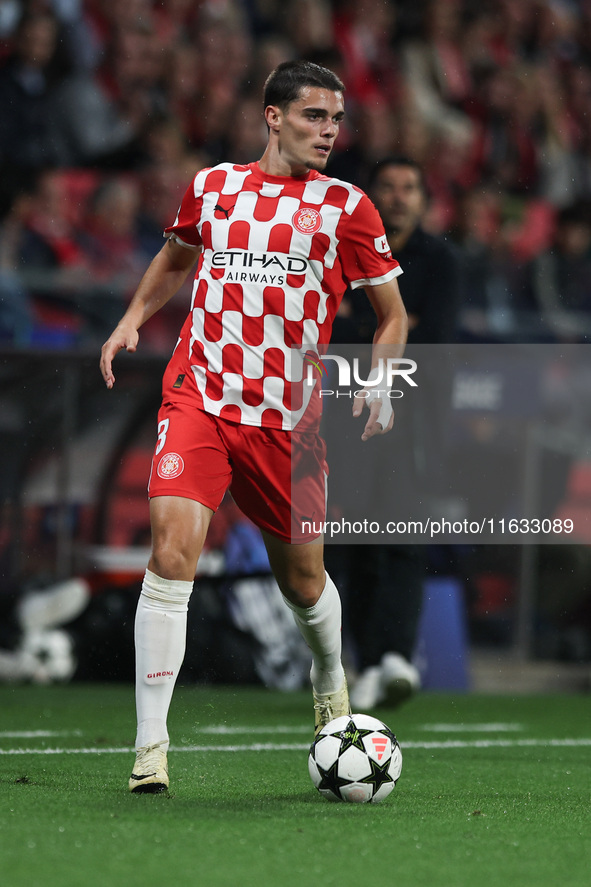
[284,572,344,696]
[134,569,193,751]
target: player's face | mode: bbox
[272,87,345,174]
[370,165,426,236]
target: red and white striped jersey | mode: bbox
[162,161,402,430]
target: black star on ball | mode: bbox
[330,718,373,754]
[360,756,394,794]
[315,758,351,800]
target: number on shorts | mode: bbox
[155,418,170,455]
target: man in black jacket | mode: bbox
[329,156,461,709]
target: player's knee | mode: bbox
[149,539,197,582]
[279,564,325,608]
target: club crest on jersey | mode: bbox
[293,207,323,234]
[157,452,184,480]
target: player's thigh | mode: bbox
[149,401,233,510]
[149,495,214,580]
[229,426,327,544]
[261,530,325,607]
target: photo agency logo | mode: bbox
[303,350,418,400]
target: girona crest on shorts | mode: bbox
[292,207,323,234]
[157,452,185,479]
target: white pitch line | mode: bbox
[1,746,132,756]
[420,723,523,733]
[0,730,82,739]
[199,725,311,735]
[1,738,591,756]
[403,738,591,749]
[0,744,307,756]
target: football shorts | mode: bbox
[148,401,327,543]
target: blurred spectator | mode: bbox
[225,96,271,164]
[49,11,166,168]
[21,168,87,270]
[342,156,460,343]
[514,199,591,342]
[402,0,475,149]
[77,176,144,284]
[140,114,204,180]
[325,98,399,188]
[468,61,572,207]
[470,64,538,194]
[185,2,253,162]
[63,175,146,339]
[395,106,434,171]
[0,8,65,171]
[151,0,199,48]
[285,0,334,58]
[249,35,296,96]
[450,184,521,340]
[165,40,206,149]
[136,157,199,258]
[334,0,402,107]
[569,64,591,199]
[0,174,35,343]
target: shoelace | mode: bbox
[134,741,167,774]
[313,698,335,725]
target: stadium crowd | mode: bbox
[2,0,591,346]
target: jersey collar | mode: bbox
[249,161,319,185]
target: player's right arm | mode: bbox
[100,238,199,389]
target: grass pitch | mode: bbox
[1,683,589,887]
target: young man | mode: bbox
[99,61,407,793]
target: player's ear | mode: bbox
[265,105,282,132]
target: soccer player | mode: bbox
[99,61,407,793]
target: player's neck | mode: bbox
[258,145,312,179]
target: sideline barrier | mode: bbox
[414,577,470,690]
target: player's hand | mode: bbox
[100,325,139,389]
[352,390,394,441]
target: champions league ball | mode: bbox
[20,629,77,684]
[308,713,402,803]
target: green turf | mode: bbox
[1,684,589,887]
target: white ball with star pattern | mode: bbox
[308,713,402,803]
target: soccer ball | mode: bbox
[308,713,402,803]
[20,629,77,684]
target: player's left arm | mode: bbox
[353,277,408,441]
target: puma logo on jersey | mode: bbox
[214,203,235,220]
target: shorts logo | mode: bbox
[293,208,323,234]
[157,452,184,480]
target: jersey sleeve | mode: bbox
[163,171,207,249]
[338,192,402,289]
